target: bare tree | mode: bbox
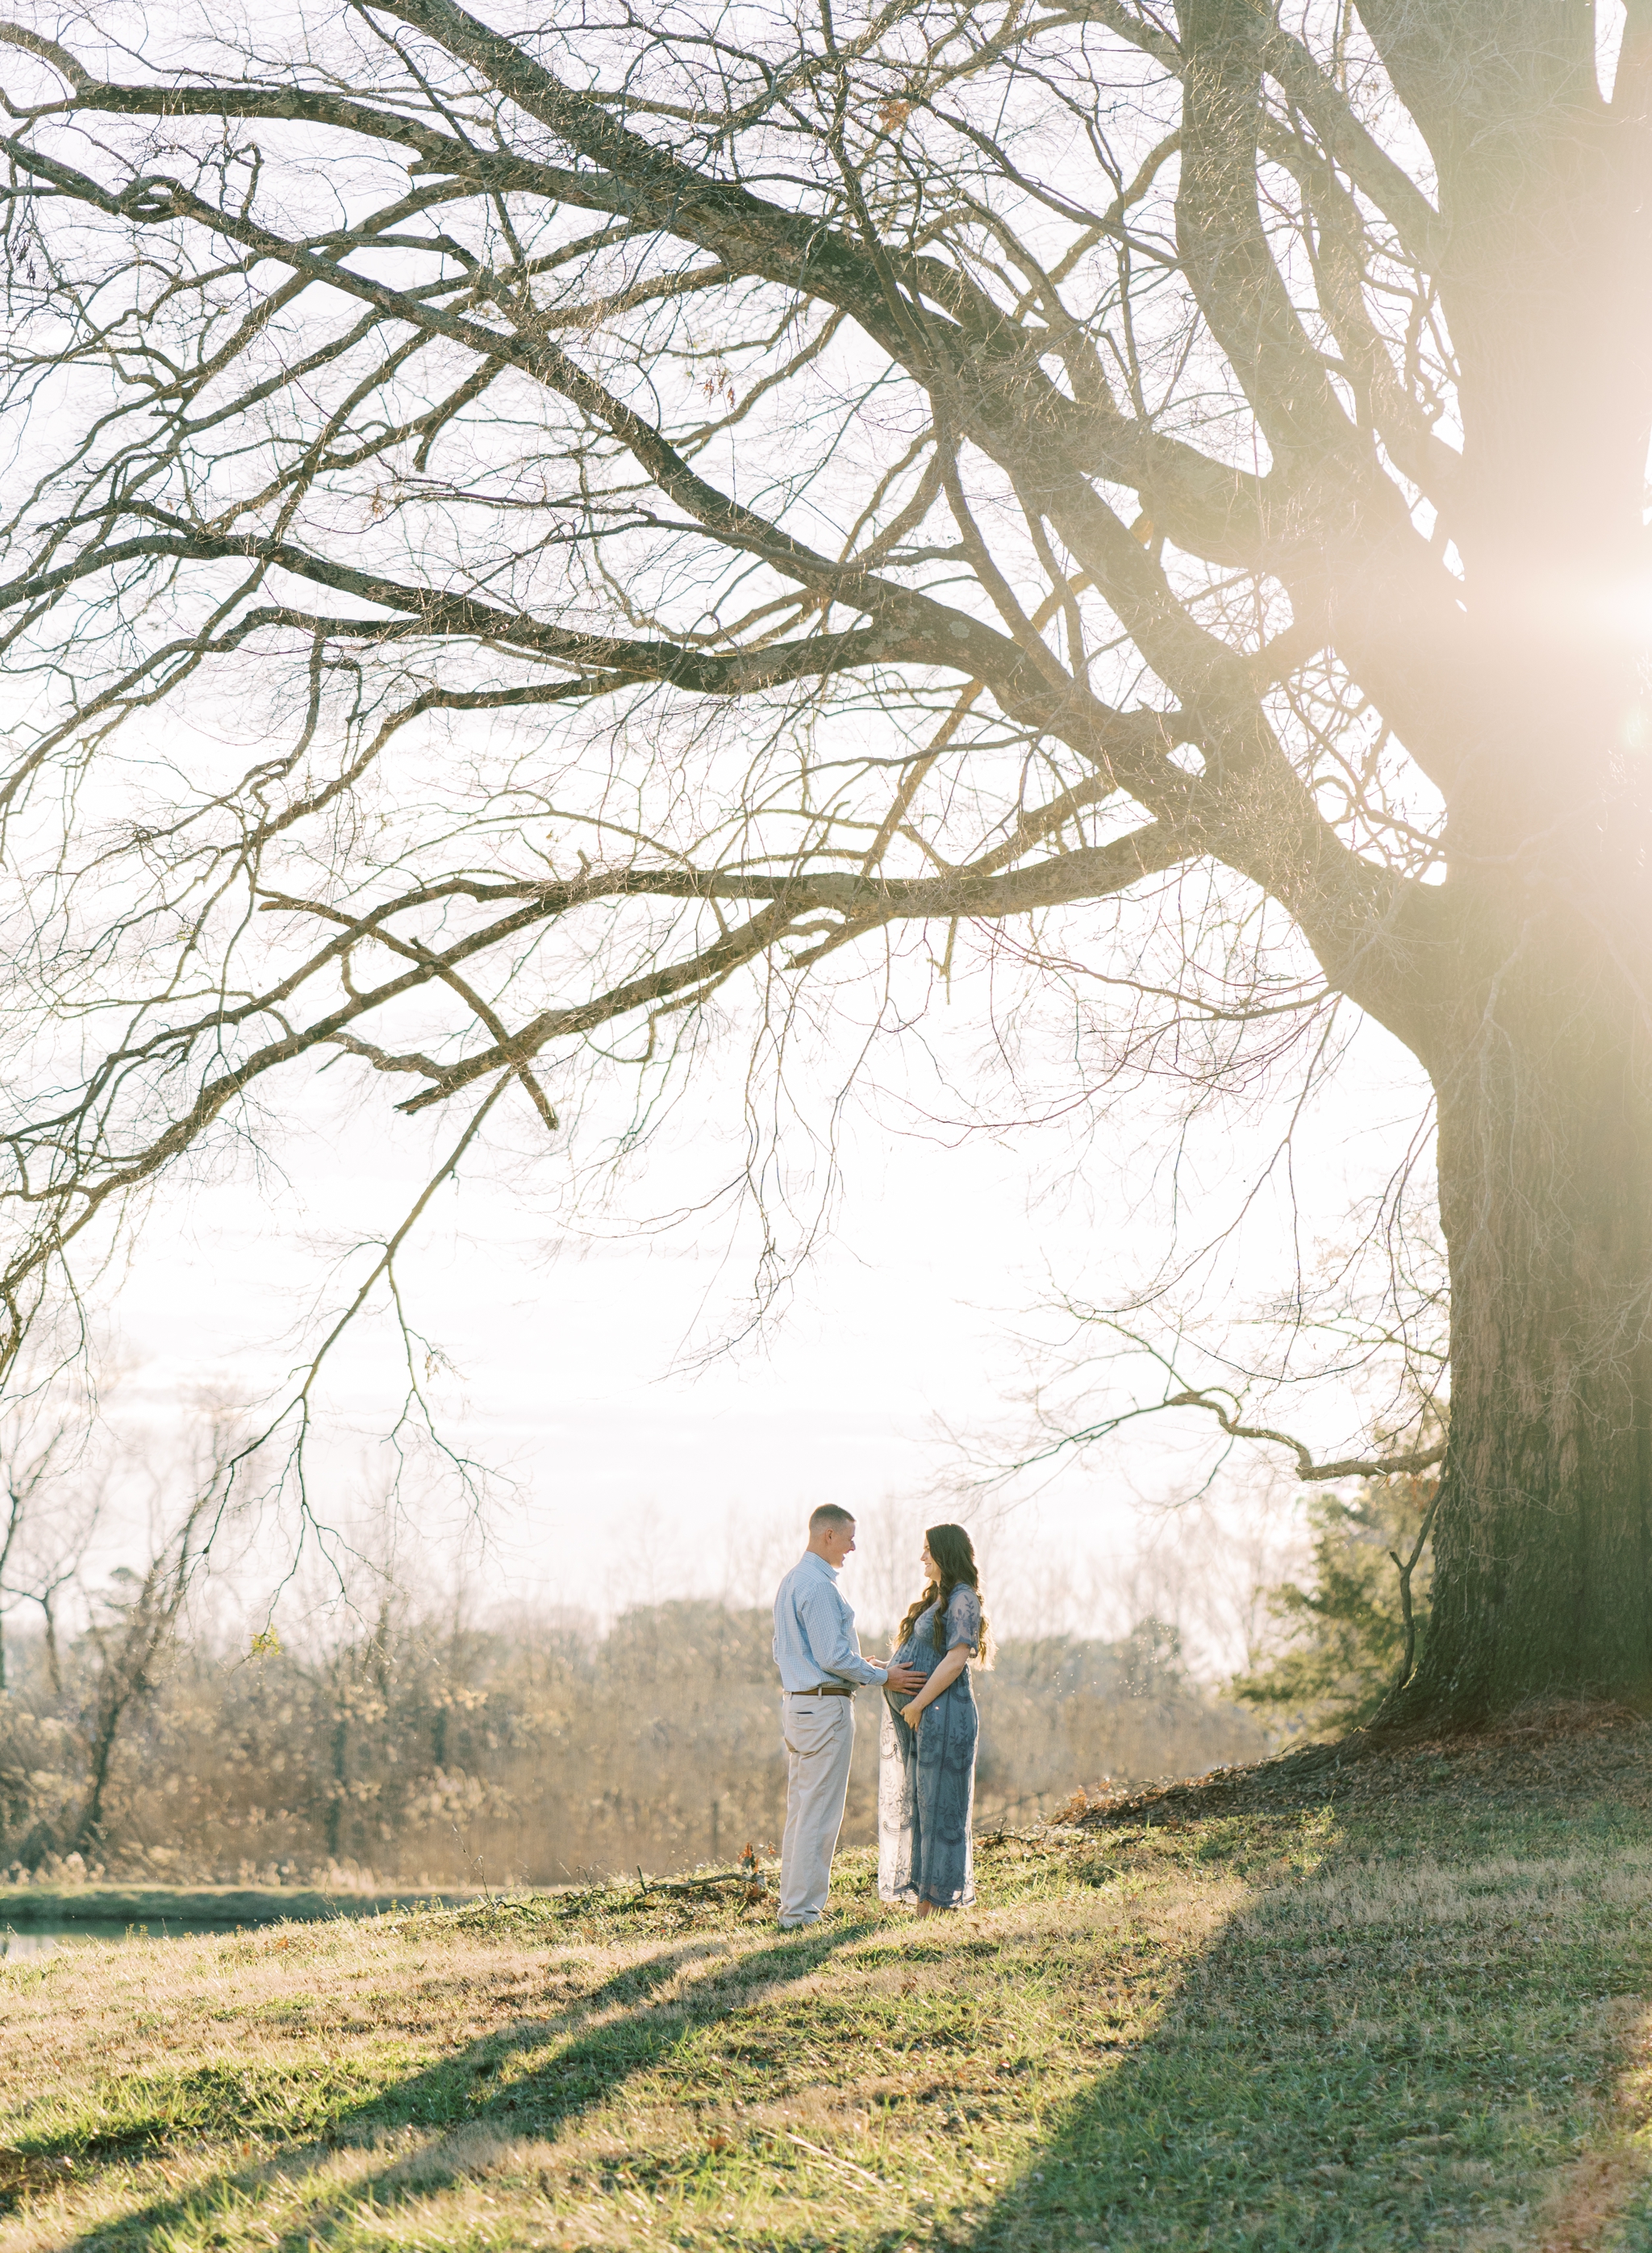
[0,1436,101,1700]
[0,1409,75,1694]
[61,1407,244,1853]
[0,1345,109,1692]
[0,0,1643,1725]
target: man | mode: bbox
[772,1505,924,1930]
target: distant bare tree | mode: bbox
[63,1408,244,1853]
[0,1348,109,1693]
[0,2,1646,1725]
[0,1412,77,1695]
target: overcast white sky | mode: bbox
[92,969,1433,1669]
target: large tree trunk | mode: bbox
[1344,10,1652,1727]
[1385,914,1652,1726]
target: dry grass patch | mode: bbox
[7,1730,1652,2247]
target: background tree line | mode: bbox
[0,1596,1269,1887]
[0,1366,1434,1888]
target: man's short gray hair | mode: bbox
[809,1504,856,1533]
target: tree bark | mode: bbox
[1384,912,1652,1725]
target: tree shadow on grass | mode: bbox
[31,1917,874,2251]
[32,1817,1652,2253]
[916,1835,1652,2253]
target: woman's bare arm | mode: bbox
[903,1645,969,1722]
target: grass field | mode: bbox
[3,1708,1652,2251]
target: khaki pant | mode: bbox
[778,1692,855,1925]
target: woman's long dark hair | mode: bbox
[896,1523,993,1667]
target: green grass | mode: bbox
[6,1717,1652,2249]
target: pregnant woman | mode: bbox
[879,1523,991,1915]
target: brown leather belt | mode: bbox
[786,1684,853,1698]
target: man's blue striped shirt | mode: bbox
[772,1551,886,1691]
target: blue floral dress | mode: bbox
[878,1585,981,1907]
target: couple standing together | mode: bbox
[771,1504,989,1929]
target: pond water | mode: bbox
[0,1920,254,1960]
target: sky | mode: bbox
[93,974,1434,1672]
